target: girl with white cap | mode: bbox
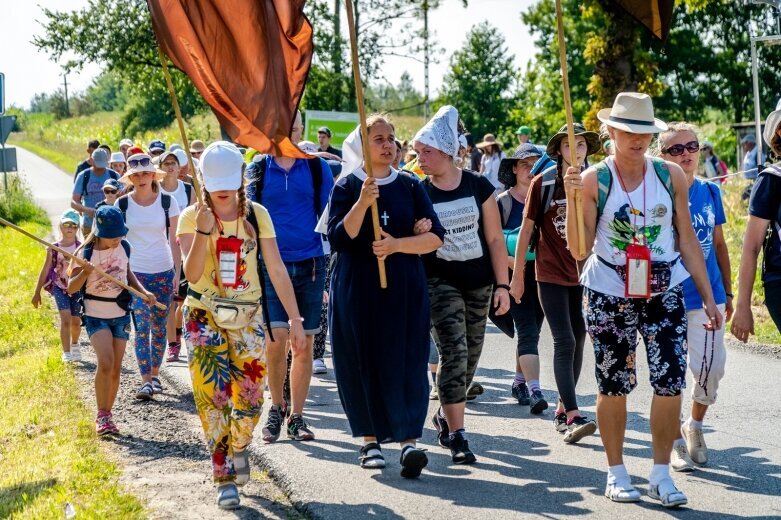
[563,92,722,508]
[116,153,180,400]
[415,106,510,465]
[326,114,444,478]
[732,103,781,339]
[177,141,304,508]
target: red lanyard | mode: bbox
[613,160,647,245]
[214,213,239,237]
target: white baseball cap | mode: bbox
[173,149,188,167]
[200,141,244,192]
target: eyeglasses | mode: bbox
[128,157,152,168]
[62,223,78,229]
[662,141,699,156]
[103,189,118,195]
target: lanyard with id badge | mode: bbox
[615,162,651,299]
[214,218,243,288]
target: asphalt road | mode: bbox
[16,145,781,519]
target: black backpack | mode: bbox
[117,193,172,239]
[246,155,324,216]
[79,168,120,200]
[246,204,275,342]
[81,240,133,311]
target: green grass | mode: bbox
[0,176,52,226]
[0,220,146,519]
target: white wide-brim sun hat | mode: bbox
[762,98,781,147]
[597,92,668,134]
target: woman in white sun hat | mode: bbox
[732,102,781,340]
[562,92,722,508]
[116,153,180,401]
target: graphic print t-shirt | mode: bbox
[423,170,496,290]
[53,242,79,290]
[78,244,129,319]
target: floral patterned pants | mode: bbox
[585,285,688,397]
[133,269,175,376]
[183,305,266,483]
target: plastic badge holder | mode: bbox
[625,243,651,298]
[215,236,243,288]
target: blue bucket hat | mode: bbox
[93,205,128,239]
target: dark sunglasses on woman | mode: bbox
[662,141,699,157]
[128,157,152,168]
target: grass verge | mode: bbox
[0,221,146,519]
[5,138,78,175]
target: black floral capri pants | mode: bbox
[585,284,688,397]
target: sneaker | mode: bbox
[287,414,315,441]
[313,358,327,374]
[262,404,285,443]
[69,345,82,361]
[553,411,568,433]
[359,442,386,469]
[216,482,240,510]
[150,376,163,394]
[648,477,688,508]
[431,409,450,448]
[563,415,597,444]
[233,449,250,486]
[62,352,73,363]
[671,443,696,472]
[466,382,484,401]
[135,382,154,401]
[429,386,439,400]
[681,423,708,464]
[529,389,549,415]
[399,445,428,478]
[166,342,181,363]
[511,382,530,405]
[96,412,112,436]
[449,433,477,465]
[106,413,119,435]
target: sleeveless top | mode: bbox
[581,155,689,297]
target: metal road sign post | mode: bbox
[0,72,5,116]
[0,115,17,191]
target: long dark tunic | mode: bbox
[327,169,445,442]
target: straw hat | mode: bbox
[597,92,668,134]
[476,133,501,149]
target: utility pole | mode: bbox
[423,0,430,120]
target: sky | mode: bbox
[0,0,538,109]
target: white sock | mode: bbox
[71,344,80,350]
[673,438,686,448]
[686,418,703,430]
[607,464,631,486]
[649,464,670,487]
[400,442,415,453]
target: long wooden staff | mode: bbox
[554,0,586,258]
[157,48,227,298]
[0,217,167,310]
[345,0,388,289]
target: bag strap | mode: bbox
[161,193,171,240]
[246,156,268,205]
[81,169,91,200]
[184,182,192,204]
[246,203,275,342]
[307,158,324,216]
[529,166,557,253]
[496,190,513,228]
[651,157,675,214]
[594,160,613,221]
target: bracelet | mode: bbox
[195,228,211,236]
[288,317,304,326]
[496,284,511,292]
[726,292,734,298]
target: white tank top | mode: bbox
[581,155,689,297]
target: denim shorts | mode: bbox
[52,286,82,316]
[262,255,326,335]
[84,314,132,340]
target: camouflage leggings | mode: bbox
[428,278,493,405]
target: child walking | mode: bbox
[177,141,304,509]
[32,210,83,362]
[67,205,157,435]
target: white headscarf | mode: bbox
[413,105,461,159]
[314,126,363,234]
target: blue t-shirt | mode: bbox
[253,156,334,262]
[682,179,727,310]
[749,166,781,287]
[72,168,120,228]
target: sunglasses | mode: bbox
[128,157,152,168]
[662,141,699,156]
[103,189,118,195]
[62,223,78,229]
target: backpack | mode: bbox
[81,240,133,311]
[79,168,120,200]
[594,157,675,221]
[245,155,324,216]
[246,204,276,342]
[183,182,193,204]
[117,193,172,239]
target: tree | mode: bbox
[439,22,516,141]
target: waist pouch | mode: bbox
[84,289,132,311]
[188,288,259,330]
[598,255,679,294]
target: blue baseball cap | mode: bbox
[93,206,128,239]
[149,139,166,153]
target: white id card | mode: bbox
[219,250,238,286]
